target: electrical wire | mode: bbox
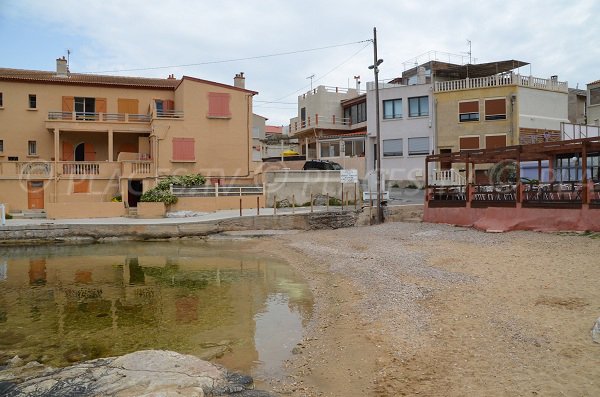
[85,39,371,74]
[254,42,371,107]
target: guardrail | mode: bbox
[435,73,568,93]
[48,112,151,122]
[171,185,263,197]
[155,110,184,119]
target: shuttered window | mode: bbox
[459,101,479,122]
[485,98,506,120]
[408,96,429,117]
[383,99,402,119]
[118,98,139,114]
[485,135,506,149]
[459,136,480,150]
[208,92,231,118]
[383,139,403,157]
[172,138,195,161]
[73,180,90,194]
[408,137,429,155]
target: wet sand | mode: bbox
[255,222,600,396]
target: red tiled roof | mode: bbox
[589,79,600,86]
[0,67,180,89]
[266,125,283,134]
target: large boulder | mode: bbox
[0,350,273,396]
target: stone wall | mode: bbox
[0,211,360,244]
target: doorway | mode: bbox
[27,181,45,209]
[127,180,143,208]
[440,148,452,170]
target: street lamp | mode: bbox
[368,27,383,224]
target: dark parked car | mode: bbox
[302,160,343,170]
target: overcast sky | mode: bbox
[1,0,598,125]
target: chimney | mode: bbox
[56,56,68,77]
[167,74,176,79]
[417,67,426,85]
[234,72,245,89]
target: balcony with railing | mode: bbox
[48,112,152,123]
[289,114,354,135]
[0,161,54,179]
[434,72,568,93]
[121,161,155,178]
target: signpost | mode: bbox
[340,170,359,210]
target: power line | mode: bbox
[254,42,371,107]
[85,39,371,74]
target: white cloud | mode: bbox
[3,0,599,124]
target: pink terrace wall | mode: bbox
[47,202,126,219]
[423,205,600,232]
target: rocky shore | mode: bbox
[0,350,273,396]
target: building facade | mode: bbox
[0,59,257,216]
[588,79,600,126]
[288,85,367,176]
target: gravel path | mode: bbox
[256,222,600,396]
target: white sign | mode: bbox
[340,169,358,184]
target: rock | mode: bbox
[592,317,600,343]
[0,350,274,397]
[291,346,303,355]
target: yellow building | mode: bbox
[433,61,569,183]
[0,58,257,217]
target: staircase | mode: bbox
[127,207,138,218]
[10,210,47,219]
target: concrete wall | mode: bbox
[46,202,126,219]
[264,170,360,207]
[0,211,360,244]
[366,82,433,184]
[518,86,569,130]
[587,82,600,125]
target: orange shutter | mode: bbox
[459,136,480,150]
[208,93,231,117]
[73,180,90,193]
[164,100,174,111]
[96,98,107,113]
[485,135,506,149]
[172,138,195,161]
[62,96,74,112]
[62,142,74,161]
[118,98,139,114]
[459,101,479,113]
[84,143,96,161]
[485,99,506,116]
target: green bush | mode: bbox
[5,213,12,220]
[406,182,419,189]
[139,173,205,205]
[140,188,178,205]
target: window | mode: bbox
[73,180,90,194]
[408,137,429,156]
[459,136,480,150]
[0,92,3,107]
[344,140,365,157]
[320,142,340,157]
[589,87,600,105]
[408,96,429,117]
[172,137,195,161]
[459,100,479,122]
[485,135,506,149]
[383,99,402,119]
[485,98,506,120]
[28,141,37,156]
[383,139,403,157]
[75,97,96,119]
[207,92,231,118]
[28,94,37,109]
[8,156,18,161]
[343,101,367,124]
[0,140,3,153]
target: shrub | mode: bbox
[406,182,419,189]
[140,188,178,205]
[156,174,206,190]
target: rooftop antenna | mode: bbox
[66,49,71,72]
[307,74,315,91]
[466,39,472,64]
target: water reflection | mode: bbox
[0,241,312,380]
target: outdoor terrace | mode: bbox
[424,137,600,231]
[434,72,568,93]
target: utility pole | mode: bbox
[369,27,384,224]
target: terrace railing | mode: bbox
[48,112,151,122]
[427,185,467,207]
[472,184,517,206]
[435,73,568,93]
[522,182,583,207]
[171,185,263,197]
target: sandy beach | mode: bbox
[256,222,600,396]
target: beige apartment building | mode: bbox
[0,58,257,217]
